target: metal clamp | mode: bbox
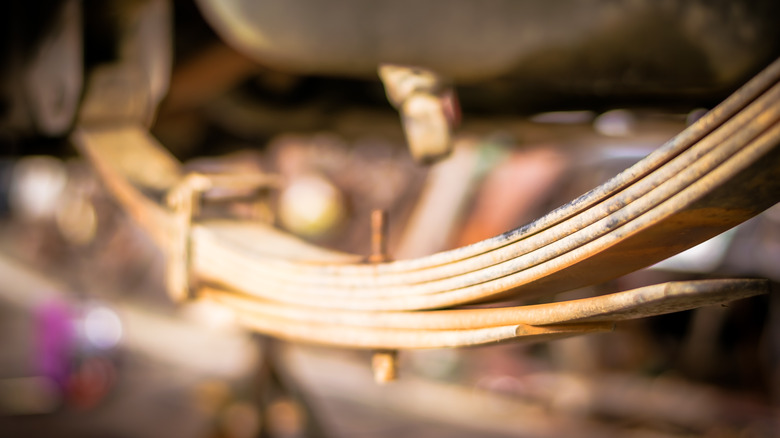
[165,172,281,302]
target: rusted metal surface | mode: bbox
[73,126,179,247]
[164,172,283,302]
[200,280,767,349]
[190,57,780,285]
[371,350,398,383]
[378,65,459,163]
[184,81,780,310]
[368,209,389,264]
[232,314,612,350]
[72,7,779,350]
[201,280,767,331]
[74,58,780,315]
[367,209,399,381]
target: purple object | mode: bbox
[34,299,75,390]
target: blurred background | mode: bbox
[1,0,779,437]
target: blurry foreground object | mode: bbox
[379,64,460,163]
[194,0,780,164]
[278,173,345,238]
[195,0,780,94]
[0,252,261,437]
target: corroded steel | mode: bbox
[72,55,780,348]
